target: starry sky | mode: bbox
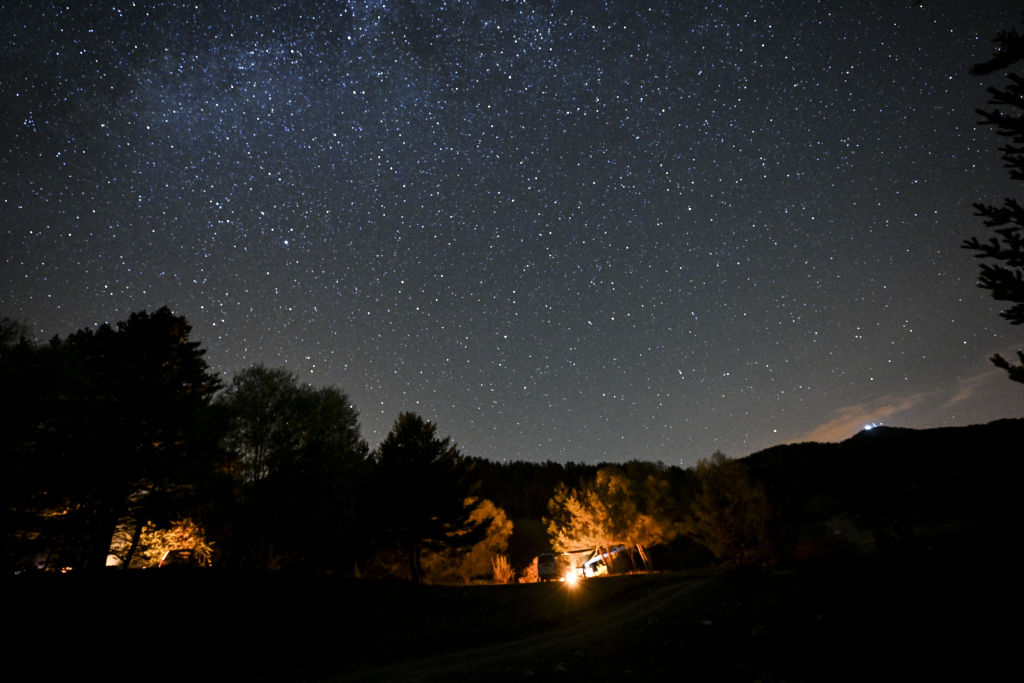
[3,1,1023,466]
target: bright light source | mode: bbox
[563,570,579,587]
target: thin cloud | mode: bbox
[796,393,926,444]
[943,370,993,408]
[944,345,1020,408]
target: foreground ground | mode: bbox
[7,530,1011,681]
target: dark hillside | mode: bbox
[743,418,1023,556]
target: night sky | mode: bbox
[3,1,1023,466]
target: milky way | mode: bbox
[3,1,1022,465]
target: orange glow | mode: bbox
[563,570,579,587]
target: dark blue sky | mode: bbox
[3,1,1022,465]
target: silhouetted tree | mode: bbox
[77,309,222,570]
[0,316,30,349]
[964,18,1024,383]
[371,413,479,582]
[1,308,222,571]
[1,319,58,569]
[217,365,369,570]
[690,452,775,567]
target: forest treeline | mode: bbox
[3,309,1019,581]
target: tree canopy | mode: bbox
[690,452,775,567]
[216,365,370,570]
[371,412,480,582]
[421,497,513,583]
[964,20,1024,383]
[2,308,222,571]
[545,463,683,569]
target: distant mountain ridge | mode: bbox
[739,418,1023,556]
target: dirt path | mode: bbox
[342,575,714,682]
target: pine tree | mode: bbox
[964,20,1024,383]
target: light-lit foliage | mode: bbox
[520,556,539,583]
[421,498,513,583]
[546,466,683,568]
[109,518,213,568]
[491,553,515,584]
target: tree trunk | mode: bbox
[122,521,145,569]
[83,512,118,572]
[635,543,650,570]
[410,546,423,583]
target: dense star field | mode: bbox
[3,1,1022,465]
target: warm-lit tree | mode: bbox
[491,553,515,584]
[109,518,213,568]
[546,481,609,553]
[964,19,1024,383]
[546,465,682,570]
[421,497,513,583]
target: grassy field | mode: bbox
[7,526,1011,682]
